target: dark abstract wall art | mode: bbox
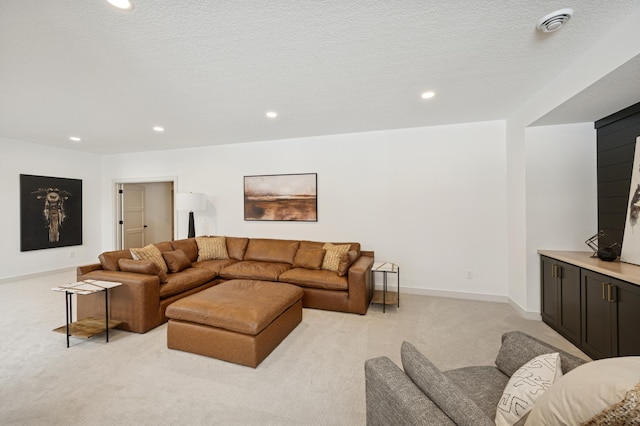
[20,174,82,251]
[244,173,317,221]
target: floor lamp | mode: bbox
[175,193,206,238]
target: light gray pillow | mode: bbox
[401,342,494,426]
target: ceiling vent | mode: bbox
[536,8,573,33]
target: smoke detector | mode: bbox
[536,8,573,33]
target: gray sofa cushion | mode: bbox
[495,331,586,377]
[444,366,509,420]
[401,342,494,426]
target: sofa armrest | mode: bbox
[347,254,373,314]
[77,263,102,275]
[495,331,588,376]
[76,269,161,333]
[365,356,455,426]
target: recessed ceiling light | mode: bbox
[536,8,573,33]
[421,91,435,99]
[266,111,278,118]
[69,136,81,142]
[153,126,165,132]
[106,0,133,11]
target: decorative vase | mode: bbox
[597,247,618,262]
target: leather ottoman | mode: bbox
[165,279,303,367]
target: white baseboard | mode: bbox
[380,284,508,303]
[0,267,76,285]
[382,284,541,320]
[507,298,542,321]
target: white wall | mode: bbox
[525,123,598,312]
[505,7,640,314]
[101,121,509,298]
[0,137,102,280]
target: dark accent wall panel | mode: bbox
[595,101,640,251]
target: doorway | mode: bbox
[115,180,175,250]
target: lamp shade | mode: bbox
[175,192,206,212]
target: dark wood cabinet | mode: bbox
[581,270,617,358]
[581,270,640,359]
[617,282,640,356]
[540,256,581,346]
[539,251,640,360]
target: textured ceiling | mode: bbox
[1,1,639,154]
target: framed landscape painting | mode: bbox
[20,174,83,251]
[244,173,317,221]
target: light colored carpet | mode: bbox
[0,270,587,425]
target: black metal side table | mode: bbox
[370,262,400,313]
[52,280,122,347]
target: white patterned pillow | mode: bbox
[495,352,562,426]
[130,244,168,274]
[321,243,351,272]
[196,236,229,261]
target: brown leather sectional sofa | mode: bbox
[76,236,374,333]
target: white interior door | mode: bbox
[123,184,146,249]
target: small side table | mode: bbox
[52,280,122,347]
[370,262,400,313]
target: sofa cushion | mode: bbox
[99,249,133,271]
[162,249,192,273]
[495,331,586,377]
[293,249,325,270]
[444,366,509,421]
[401,341,494,426]
[495,352,562,426]
[279,268,348,290]
[525,357,640,425]
[154,241,174,252]
[192,259,237,274]
[196,236,229,261]
[118,258,168,283]
[159,267,217,298]
[226,236,249,260]
[243,238,300,264]
[130,244,168,273]
[321,243,351,272]
[337,250,358,276]
[170,238,198,262]
[219,261,292,281]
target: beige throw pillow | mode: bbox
[582,382,640,425]
[496,352,562,426]
[196,236,229,261]
[321,243,351,272]
[130,244,168,273]
[525,357,640,425]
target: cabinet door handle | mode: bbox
[608,284,616,303]
[552,264,562,279]
[602,282,607,301]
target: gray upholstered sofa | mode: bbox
[364,331,588,425]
